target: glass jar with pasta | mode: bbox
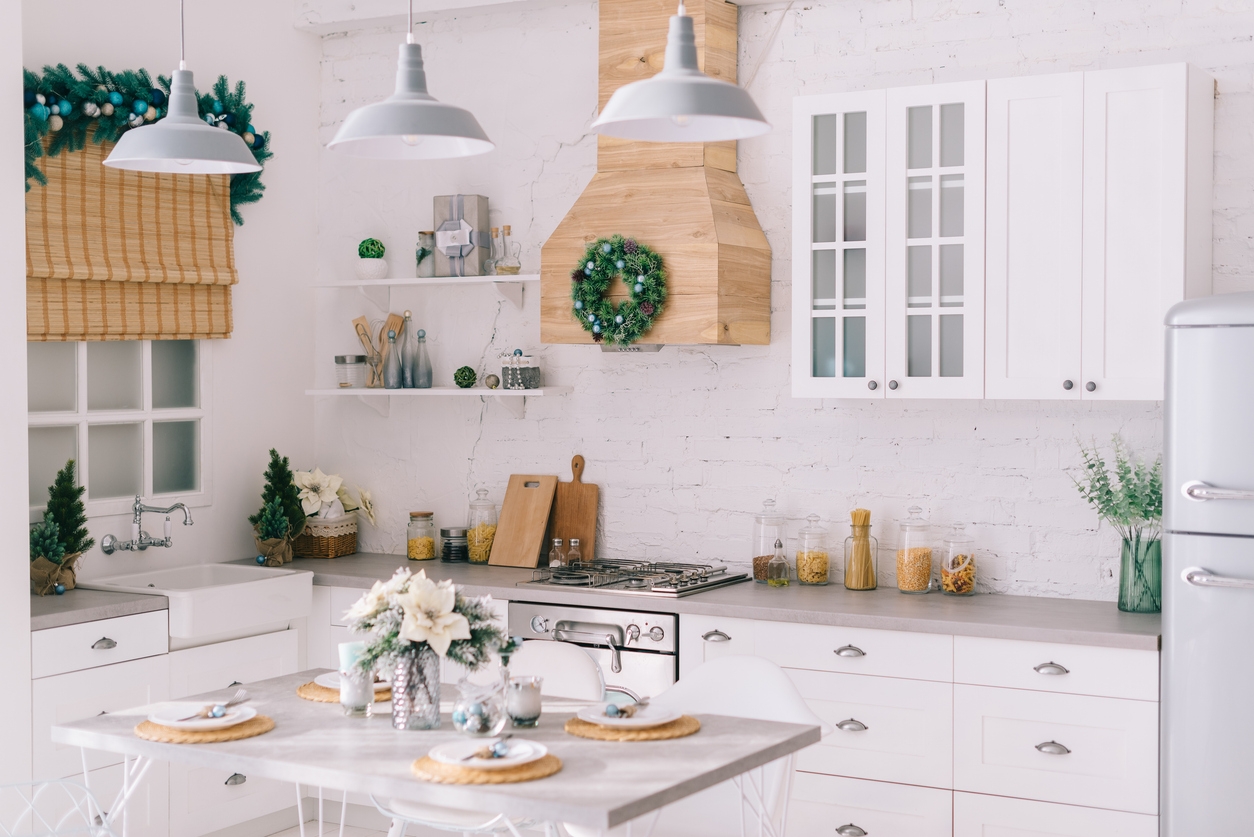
[407,512,436,560]
[467,489,498,564]
[896,506,933,594]
[940,523,976,596]
[796,514,830,585]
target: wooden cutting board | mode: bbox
[551,455,599,561]
[489,475,558,567]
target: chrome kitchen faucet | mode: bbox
[101,494,194,553]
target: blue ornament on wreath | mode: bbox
[569,235,667,347]
[23,89,35,106]
[132,100,148,115]
[212,99,224,114]
[151,88,166,106]
[108,91,123,106]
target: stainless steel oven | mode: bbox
[507,601,677,702]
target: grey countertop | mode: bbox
[31,588,170,631]
[281,553,1162,651]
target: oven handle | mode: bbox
[552,621,626,673]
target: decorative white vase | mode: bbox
[356,257,389,281]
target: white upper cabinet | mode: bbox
[793,63,1213,401]
[792,90,887,398]
[885,81,986,399]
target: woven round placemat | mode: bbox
[297,681,393,703]
[134,715,275,744]
[564,715,701,741]
[410,753,563,785]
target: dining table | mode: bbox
[50,669,821,837]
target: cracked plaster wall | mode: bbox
[314,0,1254,599]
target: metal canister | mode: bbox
[441,526,469,562]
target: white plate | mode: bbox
[576,705,682,729]
[314,672,391,692]
[148,703,258,732]
[428,738,547,771]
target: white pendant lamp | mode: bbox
[591,1,770,143]
[103,0,261,173]
[327,0,493,159]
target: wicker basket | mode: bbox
[292,513,358,559]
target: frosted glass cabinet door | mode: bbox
[885,81,986,398]
[985,73,1084,399]
[1081,63,1212,400]
[792,89,887,398]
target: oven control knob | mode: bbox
[647,626,665,642]
[626,624,641,644]
[529,616,549,634]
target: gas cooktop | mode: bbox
[517,559,749,598]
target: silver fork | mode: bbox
[176,688,249,722]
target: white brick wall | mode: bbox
[313,0,1254,600]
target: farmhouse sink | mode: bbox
[79,563,312,640]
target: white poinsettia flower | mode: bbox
[295,468,344,516]
[382,566,414,597]
[337,485,360,512]
[344,578,389,621]
[396,574,470,657]
[357,489,377,526]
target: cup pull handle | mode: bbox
[229,681,243,687]
[836,718,868,732]
[702,630,731,643]
[225,773,247,786]
[92,638,117,651]
[1033,661,1069,675]
[1035,740,1071,755]
[836,825,868,837]
[834,645,865,657]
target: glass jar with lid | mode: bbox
[441,527,469,562]
[467,489,497,564]
[796,514,829,585]
[896,505,932,593]
[334,355,367,389]
[752,499,785,584]
[407,512,435,560]
[843,508,877,590]
[940,524,976,595]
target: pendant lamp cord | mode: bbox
[407,0,415,44]
[179,0,187,70]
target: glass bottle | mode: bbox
[566,538,583,566]
[496,225,521,275]
[416,231,436,278]
[548,538,565,569]
[400,311,417,388]
[382,330,402,389]
[486,227,500,276]
[843,508,878,590]
[797,514,829,585]
[752,499,785,584]
[407,512,436,560]
[468,489,498,564]
[940,523,976,596]
[767,539,790,588]
[413,328,433,389]
[896,505,933,594]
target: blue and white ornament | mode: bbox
[127,112,144,128]
[601,242,612,254]
[82,101,99,118]
[586,261,594,271]
[54,583,65,595]
[35,93,46,105]
[587,313,596,322]
[255,555,266,565]
[593,324,601,333]
[574,300,583,310]
[49,103,60,115]
[615,315,624,324]
[616,260,625,269]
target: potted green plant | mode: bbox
[357,237,388,281]
[30,460,93,595]
[1073,436,1163,613]
[248,449,306,566]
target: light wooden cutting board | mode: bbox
[489,474,558,567]
[551,455,598,561]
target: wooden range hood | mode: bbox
[540,0,771,346]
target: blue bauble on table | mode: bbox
[54,584,65,595]
[255,555,266,565]
[108,91,123,106]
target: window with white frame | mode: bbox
[27,340,211,521]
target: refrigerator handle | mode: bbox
[1182,567,1254,591]
[1181,480,1254,502]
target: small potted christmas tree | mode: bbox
[249,449,305,566]
[31,460,92,595]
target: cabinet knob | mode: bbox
[224,773,247,786]
[836,826,868,837]
[1085,381,1096,392]
[1035,740,1071,755]
[1063,380,1073,390]
[888,380,899,391]
[836,718,868,732]
[91,637,117,651]
[867,381,878,391]
[834,644,865,658]
[1033,661,1069,676]
[701,629,731,643]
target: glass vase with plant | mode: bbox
[1073,436,1163,613]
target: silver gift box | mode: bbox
[433,194,490,277]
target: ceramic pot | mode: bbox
[356,257,389,281]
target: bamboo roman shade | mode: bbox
[26,139,237,341]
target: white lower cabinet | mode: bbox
[954,792,1158,837]
[677,615,758,677]
[789,773,952,837]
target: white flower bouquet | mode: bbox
[293,467,377,526]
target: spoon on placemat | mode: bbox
[462,734,514,761]
[176,688,249,722]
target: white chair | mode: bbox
[563,655,827,837]
[373,641,606,837]
[0,779,114,837]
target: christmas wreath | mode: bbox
[23,63,271,225]
[570,235,667,345]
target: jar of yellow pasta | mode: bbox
[407,512,436,560]
[467,489,497,564]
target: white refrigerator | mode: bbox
[1163,292,1254,836]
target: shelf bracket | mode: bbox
[493,281,525,309]
[356,393,390,417]
[492,394,527,419]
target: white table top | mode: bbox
[51,670,820,830]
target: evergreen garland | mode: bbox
[249,449,305,538]
[23,63,271,225]
[570,235,666,346]
[46,460,93,556]
[30,512,66,564]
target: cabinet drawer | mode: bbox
[789,773,952,837]
[34,655,169,778]
[757,622,952,682]
[955,792,1158,837]
[954,636,1158,701]
[678,615,758,679]
[169,629,298,698]
[170,762,289,837]
[788,668,952,788]
[953,685,1158,814]
[32,610,168,679]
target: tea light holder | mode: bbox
[507,675,543,728]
